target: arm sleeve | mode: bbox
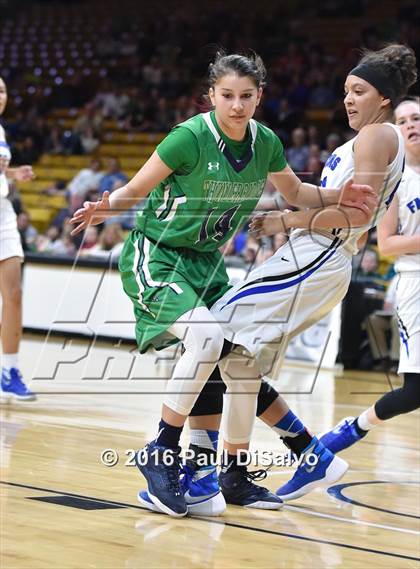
[269,133,288,172]
[156,127,200,174]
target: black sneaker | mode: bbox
[136,441,187,517]
[219,466,283,510]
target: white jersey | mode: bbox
[0,123,24,261]
[0,124,12,198]
[394,165,420,273]
[293,122,405,255]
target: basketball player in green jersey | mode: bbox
[70,51,374,517]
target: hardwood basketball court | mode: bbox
[1,334,419,568]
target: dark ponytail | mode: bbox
[208,50,267,89]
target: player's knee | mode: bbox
[199,325,225,362]
[375,373,420,419]
[256,379,279,416]
[401,373,420,412]
[224,375,261,394]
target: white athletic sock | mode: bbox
[190,429,218,450]
[2,353,19,370]
[357,410,377,432]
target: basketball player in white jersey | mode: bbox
[0,77,36,401]
[204,43,417,503]
[318,97,420,454]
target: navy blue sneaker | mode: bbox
[136,442,187,518]
[276,439,348,501]
[318,417,366,454]
[138,464,226,516]
[1,368,36,401]
[137,490,162,514]
[219,466,283,510]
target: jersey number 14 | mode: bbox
[196,206,240,243]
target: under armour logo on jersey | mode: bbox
[208,161,220,171]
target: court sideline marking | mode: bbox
[1,480,419,563]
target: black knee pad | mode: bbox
[189,366,226,416]
[256,379,280,416]
[375,372,420,420]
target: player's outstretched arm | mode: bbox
[268,165,376,211]
[250,179,377,237]
[69,151,173,235]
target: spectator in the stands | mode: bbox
[50,201,72,232]
[257,179,287,211]
[27,117,49,154]
[73,102,103,137]
[277,98,298,132]
[99,158,128,195]
[173,95,196,124]
[364,274,400,372]
[288,74,312,110]
[153,98,175,132]
[44,126,66,155]
[61,129,82,155]
[305,155,323,184]
[352,249,386,291]
[86,222,125,260]
[320,132,341,163]
[79,225,99,253]
[34,226,65,254]
[80,126,100,154]
[6,111,26,141]
[15,136,40,165]
[285,127,309,173]
[17,211,38,251]
[67,157,103,209]
[309,71,335,108]
[6,182,23,215]
[142,56,163,88]
[307,125,320,145]
[42,224,76,256]
[42,179,67,196]
[94,82,128,119]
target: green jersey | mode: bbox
[136,112,287,252]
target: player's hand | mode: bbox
[69,191,111,235]
[13,165,35,181]
[249,210,289,238]
[339,179,377,216]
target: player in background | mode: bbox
[70,51,373,518]
[0,77,36,402]
[319,97,420,452]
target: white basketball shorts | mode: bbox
[396,272,420,374]
[0,197,24,262]
[212,233,352,379]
